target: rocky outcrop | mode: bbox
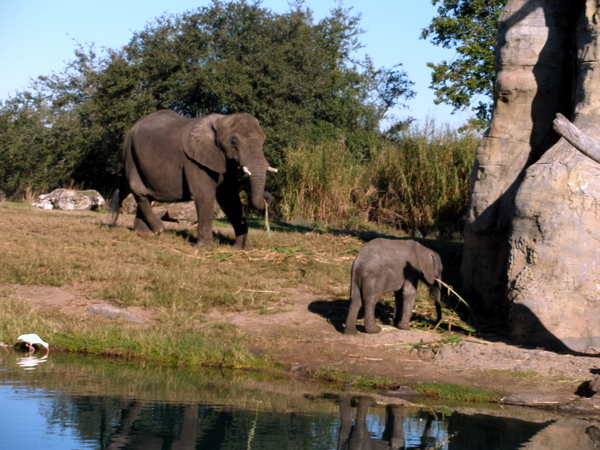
[505,1,600,352]
[33,189,105,210]
[508,115,600,352]
[163,202,198,223]
[461,0,573,314]
[461,0,600,352]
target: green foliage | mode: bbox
[0,0,482,237]
[422,0,506,127]
[0,0,414,198]
[279,140,364,225]
[0,92,86,195]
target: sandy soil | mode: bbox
[9,282,600,408]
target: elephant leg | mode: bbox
[344,281,362,334]
[133,194,164,235]
[216,180,248,249]
[194,194,216,248]
[351,397,376,444]
[337,396,352,448]
[395,280,416,330]
[363,292,382,334]
[186,168,218,248]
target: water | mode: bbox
[0,351,597,449]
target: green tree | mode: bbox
[0,0,414,196]
[111,0,414,162]
[0,0,416,199]
[422,0,506,127]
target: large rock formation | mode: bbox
[461,0,574,314]
[509,113,600,352]
[462,0,600,351]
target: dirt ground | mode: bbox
[9,282,600,408]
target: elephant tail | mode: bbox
[433,279,443,325]
[110,174,130,227]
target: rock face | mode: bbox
[509,133,600,352]
[163,202,198,223]
[120,193,202,223]
[120,193,138,214]
[461,0,573,314]
[505,3,600,352]
[461,0,600,351]
[33,189,105,211]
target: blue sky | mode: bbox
[0,0,473,127]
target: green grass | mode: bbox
[311,370,399,390]
[0,202,357,366]
[414,382,503,402]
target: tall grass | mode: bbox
[278,122,478,237]
[278,141,364,226]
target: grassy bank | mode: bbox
[1,203,347,363]
[0,202,486,400]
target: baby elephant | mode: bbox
[344,238,443,334]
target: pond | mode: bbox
[0,350,598,449]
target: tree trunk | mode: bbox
[463,0,600,352]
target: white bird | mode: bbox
[16,334,49,355]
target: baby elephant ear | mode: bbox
[417,246,439,285]
[184,117,227,174]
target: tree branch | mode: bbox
[553,113,600,163]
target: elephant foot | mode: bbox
[152,226,165,235]
[232,234,248,250]
[364,323,382,334]
[134,217,164,235]
[395,322,411,331]
[344,325,358,335]
[133,217,152,234]
[194,238,213,249]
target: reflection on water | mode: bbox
[0,351,599,449]
[15,353,48,370]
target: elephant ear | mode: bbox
[416,244,438,285]
[184,117,227,174]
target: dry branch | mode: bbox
[553,113,600,163]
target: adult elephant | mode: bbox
[116,110,276,249]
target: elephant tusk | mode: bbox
[243,166,252,176]
[267,166,278,173]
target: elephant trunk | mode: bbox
[240,140,272,210]
[249,171,266,210]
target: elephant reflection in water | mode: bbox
[338,396,438,450]
[105,400,199,450]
